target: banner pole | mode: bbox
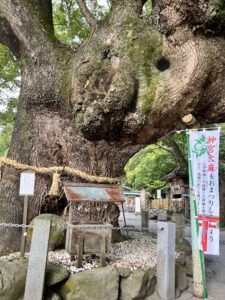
[186,131,207,299]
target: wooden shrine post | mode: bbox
[19,171,36,258]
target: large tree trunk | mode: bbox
[1,0,225,254]
[0,0,151,254]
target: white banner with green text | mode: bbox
[188,129,220,255]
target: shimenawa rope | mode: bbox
[0,157,121,196]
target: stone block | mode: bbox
[175,263,188,295]
[0,260,69,300]
[59,266,119,300]
[121,268,156,300]
[28,214,66,251]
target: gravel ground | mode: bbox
[0,231,181,274]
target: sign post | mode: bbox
[19,171,35,258]
[187,128,220,298]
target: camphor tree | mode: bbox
[1,0,225,254]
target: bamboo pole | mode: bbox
[186,131,207,298]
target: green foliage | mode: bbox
[53,0,109,45]
[143,0,153,15]
[0,98,17,156]
[125,127,225,194]
[53,0,90,44]
[0,44,19,156]
[0,123,13,156]
[124,144,176,194]
[0,44,19,101]
[124,131,189,194]
[0,97,17,125]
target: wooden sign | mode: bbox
[157,189,162,199]
[19,171,35,196]
[19,170,36,257]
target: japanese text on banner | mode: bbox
[189,129,220,255]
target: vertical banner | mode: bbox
[189,129,220,255]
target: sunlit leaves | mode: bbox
[0,44,19,103]
[0,45,19,155]
[53,0,90,44]
[124,144,176,194]
[53,0,109,45]
[0,123,13,156]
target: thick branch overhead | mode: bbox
[0,0,55,57]
[76,0,97,27]
[0,16,20,58]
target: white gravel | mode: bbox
[0,232,181,274]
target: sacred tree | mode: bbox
[0,0,225,254]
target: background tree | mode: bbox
[1,0,225,254]
[0,43,19,156]
[125,143,176,194]
[124,131,187,192]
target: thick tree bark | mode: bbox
[1,0,225,254]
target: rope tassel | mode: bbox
[48,173,61,196]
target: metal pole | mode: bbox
[186,131,207,298]
[20,195,29,258]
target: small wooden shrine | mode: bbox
[63,182,126,267]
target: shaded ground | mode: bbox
[119,212,225,300]
[177,232,225,300]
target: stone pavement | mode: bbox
[120,213,225,300]
[202,230,225,300]
[146,230,225,300]
[178,230,225,300]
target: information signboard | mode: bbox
[19,171,36,196]
[189,129,220,255]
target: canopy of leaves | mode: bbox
[0,44,19,103]
[0,97,17,156]
[53,0,109,44]
[125,126,225,194]
[0,123,13,156]
[124,144,176,194]
[0,44,19,156]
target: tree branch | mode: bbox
[166,137,188,171]
[156,143,174,155]
[0,16,21,58]
[76,0,97,28]
[0,0,55,57]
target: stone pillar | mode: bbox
[171,213,185,243]
[157,222,176,300]
[24,219,51,300]
[140,188,147,209]
[141,209,149,231]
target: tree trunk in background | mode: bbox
[1,0,225,254]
